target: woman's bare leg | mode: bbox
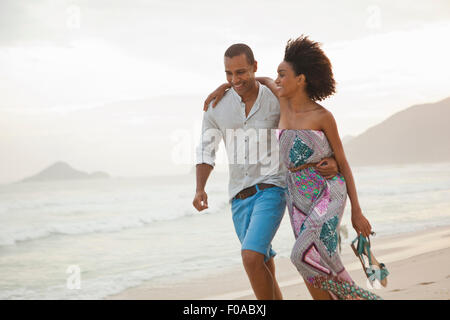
[304,279,334,300]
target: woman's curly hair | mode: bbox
[284,35,336,101]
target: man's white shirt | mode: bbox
[196,83,287,201]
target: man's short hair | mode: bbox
[224,43,255,65]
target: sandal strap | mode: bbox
[380,268,389,280]
[352,233,389,282]
[354,234,373,266]
[367,266,389,281]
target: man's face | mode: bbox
[224,54,257,96]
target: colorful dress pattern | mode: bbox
[279,129,381,300]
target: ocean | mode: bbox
[1,162,450,299]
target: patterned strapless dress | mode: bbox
[279,129,381,300]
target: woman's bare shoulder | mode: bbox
[314,103,331,116]
[314,105,336,129]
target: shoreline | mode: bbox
[105,224,450,300]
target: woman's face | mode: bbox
[275,61,301,98]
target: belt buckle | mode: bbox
[235,185,254,200]
[234,191,244,201]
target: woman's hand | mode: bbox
[351,207,372,237]
[203,83,231,111]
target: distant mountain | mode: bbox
[344,97,450,166]
[21,162,110,182]
[341,135,355,145]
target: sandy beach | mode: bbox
[105,225,450,300]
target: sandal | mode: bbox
[351,232,389,287]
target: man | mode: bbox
[193,43,337,300]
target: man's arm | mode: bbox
[193,164,213,211]
[193,110,222,211]
[315,157,339,179]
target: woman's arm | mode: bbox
[203,77,280,111]
[255,77,279,97]
[203,83,231,111]
[320,110,372,237]
[256,76,290,116]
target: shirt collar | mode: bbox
[230,83,263,119]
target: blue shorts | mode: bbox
[231,185,286,262]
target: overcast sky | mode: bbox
[1,0,450,183]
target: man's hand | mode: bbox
[315,157,338,179]
[203,83,230,111]
[193,190,209,211]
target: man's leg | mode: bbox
[232,198,272,298]
[241,250,278,300]
[265,257,283,300]
[240,186,286,300]
[231,186,286,300]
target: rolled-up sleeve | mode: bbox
[195,108,222,167]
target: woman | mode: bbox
[206,36,381,300]
[272,36,381,300]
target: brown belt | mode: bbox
[288,162,318,173]
[233,183,277,200]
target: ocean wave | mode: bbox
[0,214,192,247]
[358,184,450,197]
[0,268,164,300]
[0,256,241,300]
[0,199,231,247]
